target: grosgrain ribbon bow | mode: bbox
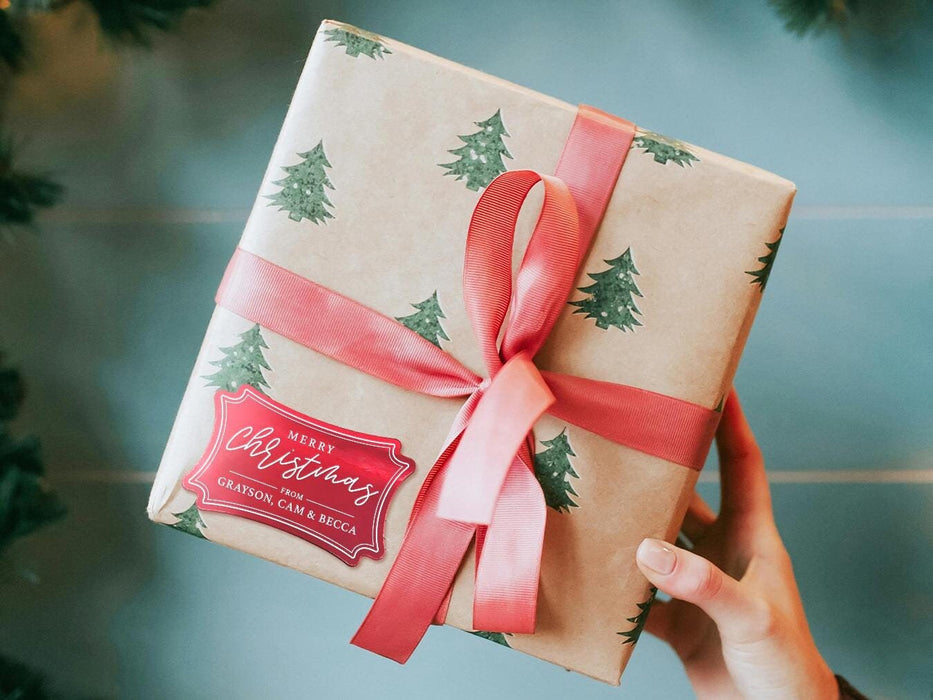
[439,167,583,523]
[352,170,585,658]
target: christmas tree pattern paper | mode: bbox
[569,248,644,332]
[470,630,511,648]
[203,324,272,394]
[632,131,699,167]
[746,227,784,291]
[395,291,449,347]
[533,429,580,513]
[267,142,335,224]
[439,110,512,191]
[324,25,391,59]
[618,587,657,645]
[170,502,207,539]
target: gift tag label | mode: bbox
[183,386,415,566]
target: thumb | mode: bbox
[636,538,766,644]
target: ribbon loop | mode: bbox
[462,170,580,375]
[500,174,581,360]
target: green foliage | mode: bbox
[0,361,25,423]
[569,248,644,332]
[85,0,215,44]
[0,354,65,555]
[533,429,579,513]
[618,586,657,645]
[0,138,63,232]
[0,10,26,72]
[324,26,391,59]
[203,324,272,394]
[746,227,784,291]
[439,109,512,191]
[770,0,856,35]
[632,132,698,167]
[6,1,58,9]
[267,141,335,224]
[470,630,511,647]
[170,502,206,539]
[2,1,209,234]
[395,291,449,347]
[0,653,51,700]
[3,0,212,49]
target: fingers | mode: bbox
[636,538,766,644]
[716,389,772,520]
[681,491,716,542]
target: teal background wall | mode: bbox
[1,1,931,698]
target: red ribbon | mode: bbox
[214,105,720,663]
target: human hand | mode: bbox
[634,389,838,700]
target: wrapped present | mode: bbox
[147,19,795,684]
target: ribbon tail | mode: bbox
[351,452,476,662]
[409,394,483,630]
[433,586,455,626]
[472,450,545,634]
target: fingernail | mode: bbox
[637,538,676,575]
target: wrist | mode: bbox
[835,673,870,700]
[813,659,840,700]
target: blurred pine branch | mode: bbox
[0,352,65,555]
[0,653,52,700]
[770,0,928,37]
[0,138,63,232]
[0,0,213,232]
[770,0,856,35]
[85,0,215,44]
[5,0,214,47]
[0,8,26,71]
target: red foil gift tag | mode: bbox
[183,386,415,566]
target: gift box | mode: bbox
[147,19,794,684]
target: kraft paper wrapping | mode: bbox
[148,20,795,684]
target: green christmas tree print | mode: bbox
[632,131,699,167]
[203,324,272,394]
[618,586,658,645]
[569,248,644,332]
[170,502,207,539]
[470,630,511,648]
[323,25,391,59]
[533,429,580,514]
[267,141,335,224]
[746,227,784,292]
[395,291,450,347]
[439,109,512,191]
